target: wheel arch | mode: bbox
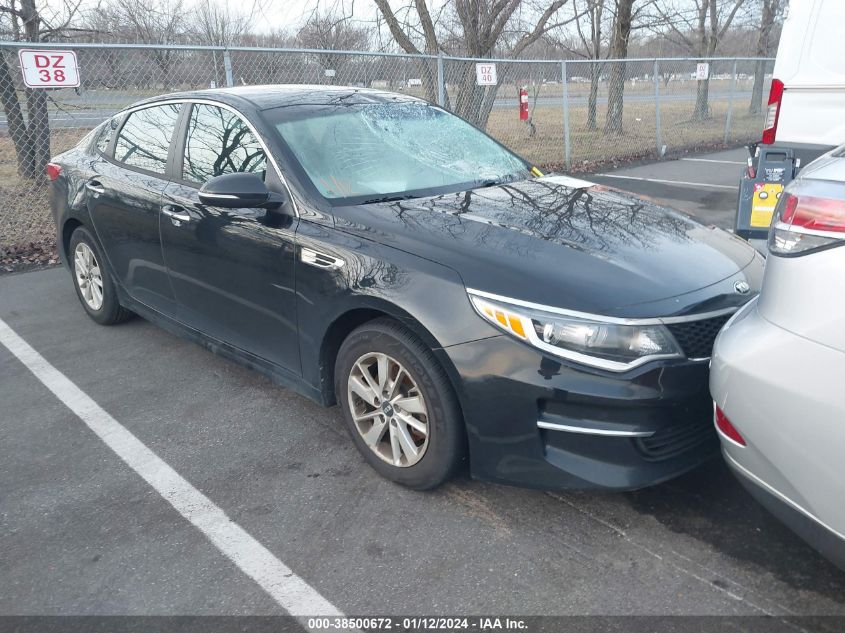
[61,217,84,264]
[317,300,464,413]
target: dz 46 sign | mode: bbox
[18,49,80,88]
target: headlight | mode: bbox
[468,290,683,371]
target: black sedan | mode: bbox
[48,86,763,491]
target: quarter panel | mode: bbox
[758,246,845,352]
[50,146,104,266]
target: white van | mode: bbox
[762,0,845,164]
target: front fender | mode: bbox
[294,219,499,397]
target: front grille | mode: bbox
[635,417,717,461]
[666,314,732,359]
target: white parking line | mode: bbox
[595,174,739,190]
[680,158,746,165]
[0,317,343,621]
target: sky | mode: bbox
[227,0,384,33]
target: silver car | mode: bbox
[711,146,845,570]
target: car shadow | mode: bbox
[624,457,845,600]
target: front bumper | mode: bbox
[440,335,719,491]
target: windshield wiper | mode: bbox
[361,194,416,204]
[476,174,522,189]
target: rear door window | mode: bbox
[182,103,267,185]
[95,118,118,156]
[114,104,182,174]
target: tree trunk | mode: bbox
[587,63,600,130]
[604,0,634,134]
[0,52,36,178]
[750,0,778,114]
[26,87,50,183]
[1,0,53,182]
[453,62,511,130]
[454,61,489,125]
[418,58,439,105]
[605,60,626,133]
[749,58,766,115]
[693,75,710,121]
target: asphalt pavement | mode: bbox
[588,148,747,229]
[2,150,844,623]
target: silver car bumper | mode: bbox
[710,298,845,569]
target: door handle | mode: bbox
[161,204,191,224]
[85,180,105,195]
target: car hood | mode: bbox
[333,175,758,317]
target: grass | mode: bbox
[0,129,86,254]
[0,94,763,252]
[487,97,762,169]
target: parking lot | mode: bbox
[2,151,844,624]
[589,148,747,229]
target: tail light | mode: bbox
[46,162,62,181]
[761,78,784,145]
[714,405,746,447]
[769,181,845,256]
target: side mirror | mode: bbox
[199,173,286,210]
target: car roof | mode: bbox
[128,84,425,112]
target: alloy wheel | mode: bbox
[347,352,430,467]
[74,242,104,311]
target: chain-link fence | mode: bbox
[0,41,774,255]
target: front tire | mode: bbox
[69,226,132,325]
[335,318,465,490]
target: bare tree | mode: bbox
[372,0,443,103]
[654,0,747,121]
[296,4,371,84]
[374,0,580,127]
[99,0,186,85]
[188,0,258,87]
[193,0,254,47]
[749,0,782,114]
[556,0,608,130]
[0,0,86,180]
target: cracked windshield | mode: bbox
[274,103,529,201]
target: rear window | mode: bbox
[114,104,182,174]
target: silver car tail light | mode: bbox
[768,181,845,256]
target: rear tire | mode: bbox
[69,226,132,326]
[335,318,465,490]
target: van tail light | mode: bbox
[761,78,784,145]
[46,162,62,181]
[714,406,746,447]
[769,183,845,256]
